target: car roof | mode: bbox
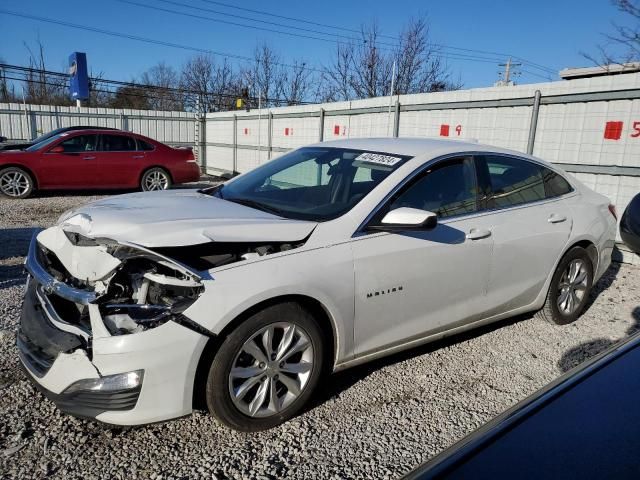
[307,137,526,159]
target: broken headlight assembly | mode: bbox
[97,245,205,336]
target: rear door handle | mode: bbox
[132,155,144,159]
[82,156,96,160]
[466,228,492,240]
[548,214,567,223]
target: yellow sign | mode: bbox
[236,98,244,109]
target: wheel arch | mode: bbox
[562,238,599,272]
[0,163,39,188]
[191,293,338,409]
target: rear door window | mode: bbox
[483,156,545,208]
[100,134,136,152]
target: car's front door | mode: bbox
[476,155,574,316]
[351,157,494,356]
[96,134,141,187]
[39,133,100,187]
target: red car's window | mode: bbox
[101,135,136,152]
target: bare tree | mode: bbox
[110,83,151,109]
[393,17,452,94]
[22,40,67,105]
[278,59,312,106]
[586,0,640,66]
[140,62,182,111]
[180,54,241,113]
[324,17,456,101]
[241,43,283,107]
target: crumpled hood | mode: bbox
[59,189,318,247]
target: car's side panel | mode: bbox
[37,149,101,188]
[182,243,356,366]
[481,198,573,316]
[350,215,494,356]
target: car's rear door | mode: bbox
[96,133,141,187]
[351,156,495,356]
[476,154,574,316]
[38,133,100,187]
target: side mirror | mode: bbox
[369,207,438,231]
[48,145,65,153]
[0,136,7,143]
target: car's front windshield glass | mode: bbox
[215,147,412,222]
[25,133,64,152]
[32,128,64,144]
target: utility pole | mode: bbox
[495,57,522,86]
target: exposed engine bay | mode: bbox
[34,226,307,337]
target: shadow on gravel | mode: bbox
[582,258,622,315]
[310,312,534,412]
[0,227,38,290]
[557,307,640,373]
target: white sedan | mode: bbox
[18,138,617,431]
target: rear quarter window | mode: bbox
[542,168,573,198]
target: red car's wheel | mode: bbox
[140,167,172,192]
[0,167,35,199]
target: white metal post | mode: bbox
[387,60,397,137]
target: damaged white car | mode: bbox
[18,138,617,431]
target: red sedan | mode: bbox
[0,129,201,198]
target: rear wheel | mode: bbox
[536,247,593,325]
[0,167,34,199]
[140,167,171,191]
[206,303,324,431]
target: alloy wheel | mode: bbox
[143,170,169,191]
[228,322,314,418]
[0,170,30,197]
[557,258,589,315]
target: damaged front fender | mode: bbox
[25,228,210,338]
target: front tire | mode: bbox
[536,247,594,325]
[0,167,34,199]
[140,167,171,191]
[206,303,324,431]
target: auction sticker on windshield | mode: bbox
[355,152,403,166]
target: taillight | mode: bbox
[608,204,617,220]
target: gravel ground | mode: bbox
[1,187,639,479]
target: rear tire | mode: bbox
[205,302,324,431]
[0,167,34,199]
[536,247,594,325]
[140,167,171,191]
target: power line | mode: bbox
[196,0,399,41]
[0,9,329,75]
[114,2,546,69]
[194,0,557,75]
[154,0,365,45]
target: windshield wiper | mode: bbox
[226,198,285,217]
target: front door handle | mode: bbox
[132,155,144,159]
[466,228,492,240]
[82,156,96,160]
[548,214,567,223]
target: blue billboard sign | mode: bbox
[69,52,89,101]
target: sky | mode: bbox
[0,0,633,92]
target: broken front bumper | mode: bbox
[17,234,211,425]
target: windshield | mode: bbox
[214,147,412,222]
[32,127,66,144]
[25,133,67,152]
